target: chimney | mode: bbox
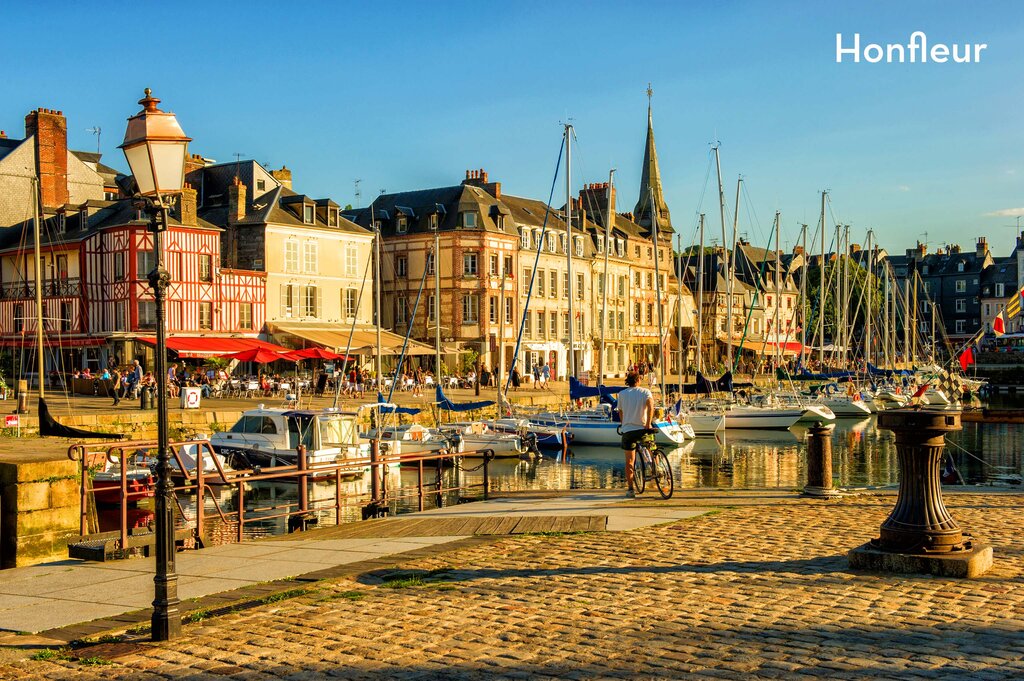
[461,167,501,198]
[849,243,861,256]
[271,165,292,190]
[227,176,247,223]
[0,131,6,139]
[578,182,615,228]
[950,244,961,255]
[976,236,988,257]
[25,108,69,209]
[178,183,197,226]
[792,245,805,257]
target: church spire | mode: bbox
[634,83,673,234]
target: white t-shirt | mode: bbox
[617,387,653,433]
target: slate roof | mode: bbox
[981,257,1018,297]
[346,184,517,238]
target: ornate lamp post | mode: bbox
[120,88,191,640]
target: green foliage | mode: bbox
[803,257,884,344]
[30,648,71,662]
[77,656,114,666]
[183,608,212,624]
[258,588,310,604]
[460,348,480,374]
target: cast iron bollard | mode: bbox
[804,421,838,498]
[848,407,993,578]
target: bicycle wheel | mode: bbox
[631,451,646,494]
[652,449,674,499]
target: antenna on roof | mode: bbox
[85,127,101,155]
[233,152,245,180]
[354,179,362,207]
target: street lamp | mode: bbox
[120,88,190,641]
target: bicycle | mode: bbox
[618,427,674,499]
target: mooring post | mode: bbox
[804,421,839,498]
[849,408,993,578]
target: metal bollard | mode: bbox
[848,408,993,578]
[804,421,838,498]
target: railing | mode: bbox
[68,439,495,555]
[0,278,81,300]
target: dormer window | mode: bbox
[396,216,408,234]
[496,215,504,230]
[256,179,266,192]
[957,262,965,272]
[461,212,477,229]
[520,227,530,249]
[329,209,338,227]
[574,236,584,257]
[303,204,314,224]
[559,234,567,253]
[597,236,604,254]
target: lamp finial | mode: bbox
[138,88,162,113]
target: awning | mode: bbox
[136,336,288,359]
[269,323,435,356]
[758,341,803,356]
[0,336,106,348]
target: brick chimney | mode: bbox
[792,245,805,257]
[461,168,501,198]
[976,236,988,257]
[578,182,615,228]
[0,130,6,139]
[949,244,961,255]
[178,183,197,226]
[271,166,292,190]
[25,108,69,209]
[227,176,247,223]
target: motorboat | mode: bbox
[530,404,693,446]
[821,396,873,418]
[491,417,572,451]
[439,421,534,457]
[723,405,804,430]
[683,411,725,437]
[365,423,464,458]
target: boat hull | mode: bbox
[685,413,725,436]
[724,407,803,430]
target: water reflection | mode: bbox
[119,415,1020,543]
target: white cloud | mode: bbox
[985,207,1024,217]
[896,185,911,192]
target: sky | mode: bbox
[3,0,1024,256]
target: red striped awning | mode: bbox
[135,336,289,359]
[0,336,106,348]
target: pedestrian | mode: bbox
[532,364,541,389]
[542,362,550,389]
[510,366,521,391]
[617,371,655,499]
[111,368,122,406]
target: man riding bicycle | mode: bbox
[617,371,655,498]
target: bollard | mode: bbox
[803,421,839,498]
[369,438,381,504]
[848,408,993,578]
[16,379,28,414]
[140,386,153,410]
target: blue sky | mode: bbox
[3,1,1024,255]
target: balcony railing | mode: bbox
[0,278,81,300]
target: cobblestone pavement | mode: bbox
[4,492,1023,680]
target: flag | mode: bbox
[994,311,1006,337]
[912,383,929,399]
[1006,285,1024,319]
[958,347,975,372]
[937,368,964,400]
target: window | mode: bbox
[956,279,966,292]
[344,288,358,318]
[559,233,567,254]
[618,311,625,332]
[618,276,625,297]
[304,286,319,317]
[329,209,338,227]
[463,252,478,276]
[533,229,542,249]
[461,212,477,229]
[342,244,358,276]
[114,301,126,332]
[303,242,317,274]
[634,302,641,323]
[574,236,584,257]
[520,228,530,249]
[239,302,253,330]
[635,245,641,257]
[577,273,585,299]
[647,247,653,258]
[504,255,512,277]
[462,294,478,324]
[597,236,604,254]
[137,249,154,277]
[429,213,438,230]
[524,311,533,337]
[550,271,558,298]
[523,268,532,295]
[114,253,125,281]
[138,301,156,329]
[537,269,546,296]
[996,283,1006,297]
[56,255,68,279]
[550,313,558,337]
[505,298,513,324]
[396,216,407,234]
[957,262,965,272]
[956,299,967,313]
[646,273,653,288]
[538,311,546,338]
[489,254,499,276]
[496,215,505,230]
[617,239,625,257]
[427,252,435,275]
[396,296,408,324]
[646,303,653,324]
[285,240,299,272]
[256,179,266,192]
[597,273,604,296]
[199,302,213,329]
[199,254,213,282]
[985,303,991,317]
[547,234,556,253]
[489,296,498,323]
[634,272,641,287]
[281,284,295,318]
[13,303,23,333]
[303,204,314,224]
[396,255,407,278]
[563,272,569,298]
[658,275,665,291]
[576,312,584,335]
[562,312,570,335]
[428,294,436,322]
[956,320,966,334]
[60,302,71,332]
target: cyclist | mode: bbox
[617,371,655,498]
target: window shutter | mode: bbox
[315,287,322,318]
[280,284,287,317]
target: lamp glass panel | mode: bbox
[150,140,188,195]
[123,143,156,196]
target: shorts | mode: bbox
[620,429,651,451]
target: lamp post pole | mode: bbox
[147,201,180,640]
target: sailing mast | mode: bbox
[799,224,808,368]
[676,232,683,380]
[565,124,574,387]
[598,170,614,384]
[651,188,667,402]
[32,178,45,399]
[374,205,383,393]
[773,211,781,370]
[818,191,826,368]
[713,145,731,371]
[864,230,873,368]
[696,214,705,374]
[434,221,442,384]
